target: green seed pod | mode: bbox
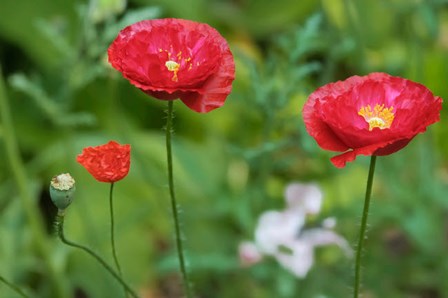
[49,173,76,210]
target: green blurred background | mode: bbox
[1,0,448,297]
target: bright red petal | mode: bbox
[303,72,443,168]
[77,141,131,183]
[108,18,235,113]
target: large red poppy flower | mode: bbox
[77,141,131,183]
[303,72,443,168]
[108,18,235,113]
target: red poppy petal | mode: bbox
[330,140,392,168]
[303,72,443,168]
[303,97,349,152]
[180,48,235,113]
[108,18,235,113]
[77,141,131,183]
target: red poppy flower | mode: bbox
[77,141,131,183]
[107,18,235,113]
[303,72,443,168]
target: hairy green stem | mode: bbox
[353,155,377,298]
[109,182,127,298]
[0,275,29,298]
[55,211,139,298]
[165,100,193,297]
[0,68,68,298]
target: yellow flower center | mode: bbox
[358,104,395,131]
[165,60,180,82]
[160,48,193,82]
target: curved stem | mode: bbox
[55,211,139,298]
[0,275,29,298]
[0,68,68,298]
[109,183,127,298]
[165,100,193,298]
[353,155,377,298]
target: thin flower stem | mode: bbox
[353,155,377,298]
[165,100,193,298]
[109,182,128,298]
[0,275,29,298]
[55,211,139,298]
[0,68,68,298]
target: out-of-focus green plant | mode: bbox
[0,0,448,297]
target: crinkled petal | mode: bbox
[303,97,349,151]
[303,72,443,167]
[77,141,131,182]
[108,18,235,113]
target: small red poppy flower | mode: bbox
[77,141,131,183]
[107,18,235,113]
[303,72,443,168]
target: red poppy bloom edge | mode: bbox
[77,141,131,183]
[108,18,235,113]
[303,72,443,168]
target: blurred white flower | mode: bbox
[284,182,322,214]
[322,217,337,229]
[240,182,352,278]
[275,241,314,278]
[255,210,304,255]
[238,241,263,267]
[299,228,353,258]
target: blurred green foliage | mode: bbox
[1,0,448,297]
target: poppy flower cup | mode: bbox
[77,141,131,183]
[108,18,235,113]
[303,72,443,168]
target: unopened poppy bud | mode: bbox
[49,173,76,210]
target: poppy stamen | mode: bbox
[165,60,180,81]
[358,104,395,131]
